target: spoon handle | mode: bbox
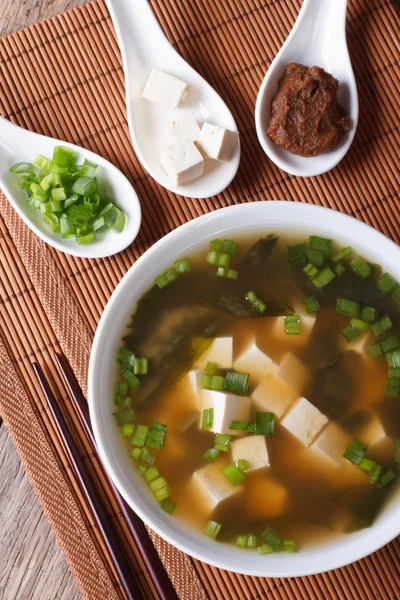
[0,116,27,161]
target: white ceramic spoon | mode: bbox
[106,0,240,199]
[0,116,142,258]
[255,0,358,177]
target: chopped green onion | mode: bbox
[134,358,148,375]
[210,239,222,251]
[137,464,148,474]
[121,368,140,391]
[344,437,367,464]
[77,232,95,245]
[149,476,172,502]
[216,267,238,279]
[92,216,106,231]
[341,324,359,343]
[201,374,225,391]
[380,469,397,487]
[236,535,248,548]
[386,350,400,368]
[105,207,126,233]
[350,255,372,279]
[235,459,249,472]
[50,187,66,202]
[221,239,239,255]
[309,235,332,255]
[10,161,36,174]
[146,422,167,450]
[205,362,217,375]
[261,527,282,552]
[283,540,296,552]
[52,145,75,167]
[312,267,336,289]
[255,412,274,436]
[386,378,400,398]
[396,440,400,464]
[174,258,191,272]
[229,420,250,431]
[80,159,97,178]
[245,291,267,314]
[214,433,231,452]
[332,246,352,262]
[257,544,273,555]
[112,409,136,426]
[202,408,214,431]
[247,534,258,548]
[43,213,60,232]
[155,268,178,289]
[60,213,75,238]
[72,176,97,197]
[116,348,135,369]
[392,286,400,303]
[336,297,360,318]
[369,343,383,358]
[372,315,393,337]
[130,447,142,460]
[368,464,382,484]
[131,447,156,466]
[389,368,400,378]
[224,371,249,396]
[204,520,221,539]
[350,318,369,332]
[361,306,377,323]
[307,248,325,267]
[220,462,247,486]
[143,466,159,482]
[380,336,399,354]
[131,424,149,447]
[121,423,135,437]
[284,314,301,335]
[203,448,220,462]
[303,263,319,278]
[334,262,346,277]
[377,273,398,295]
[303,296,320,313]
[161,499,176,515]
[359,458,376,472]
[115,380,129,395]
[114,395,132,409]
[207,251,220,265]
[287,243,308,268]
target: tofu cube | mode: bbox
[142,69,188,108]
[281,397,328,447]
[230,435,270,471]
[160,141,204,185]
[271,314,316,347]
[245,477,288,519]
[191,461,241,511]
[201,390,251,435]
[197,122,239,161]
[276,353,309,396]
[310,423,350,467]
[195,337,233,369]
[340,330,374,358]
[166,113,201,143]
[252,375,296,419]
[233,340,278,383]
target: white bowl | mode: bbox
[89,201,400,577]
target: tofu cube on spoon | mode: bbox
[142,68,188,108]
[160,140,204,185]
[197,122,239,162]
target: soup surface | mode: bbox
[113,232,400,551]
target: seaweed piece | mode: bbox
[194,291,291,318]
[238,235,278,270]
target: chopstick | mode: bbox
[33,362,144,600]
[54,353,178,600]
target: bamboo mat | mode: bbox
[0,0,399,598]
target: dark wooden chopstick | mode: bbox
[54,353,178,600]
[32,362,144,600]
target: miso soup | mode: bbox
[112,232,400,552]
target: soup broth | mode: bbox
[113,232,400,550]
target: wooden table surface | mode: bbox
[0,5,87,600]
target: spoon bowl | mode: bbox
[255,0,358,177]
[106,0,240,199]
[0,117,141,258]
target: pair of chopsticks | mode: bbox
[33,354,178,600]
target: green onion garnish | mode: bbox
[220,461,247,486]
[161,498,176,514]
[380,336,399,354]
[336,297,360,318]
[207,252,231,268]
[221,239,239,255]
[287,243,308,268]
[204,520,222,539]
[203,448,220,462]
[210,239,222,251]
[235,459,249,472]
[396,440,400,464]
[201,374,225,391]
[247,534,258,548]
[389,368,400,378]
[53,145,75,167]
[368,464,382,484]
[216,267,238,279]
[121,423,135,437]
[224,371,249,396]
[377,272,398,295]
[350,255,372,279]
[361,306,377,323]
[369,343,383,358]
[386,350,400,368]
[146,422,167,450]
[312,266,336,289]
[334,263,346,277]
[112,409,136,426]
[307,248,325,267]
[236,534,248,548]
[257,543,273,555]
[116,382,128,396]
[121,368,141,391]
[205,362,217,375]
[134,358,148,375]
[332,246,352,262]
[386,378,400,398]
[202,408,214,431]
[284,314,300,335]
[229,420,251,431]
[344,437,367,464]
[245,291,267,314]
[137,464,148,474]
[261,527,282,552]
[207,251,220,265]
[143,466,159,482]
[380,469,397,487]
[131,447,156,466]
[10,161,36,174]
[114,395,132,409]
[303,263,318,278]
[309,235,332,255]
[359,458,376,472]
[341,324,359,343]
[283,540,296,553]
[303,296,320,313]
[372,315,393,337]
[155,268,178,289]
[174,258,191,273]
[149,476,172,502]
[255,412,275,436]
[214,434,231,452]
[350,318,369,332]
[131,424,149,447]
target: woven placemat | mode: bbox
[0,0,399,598]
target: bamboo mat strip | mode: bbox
[0,0,399,598]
